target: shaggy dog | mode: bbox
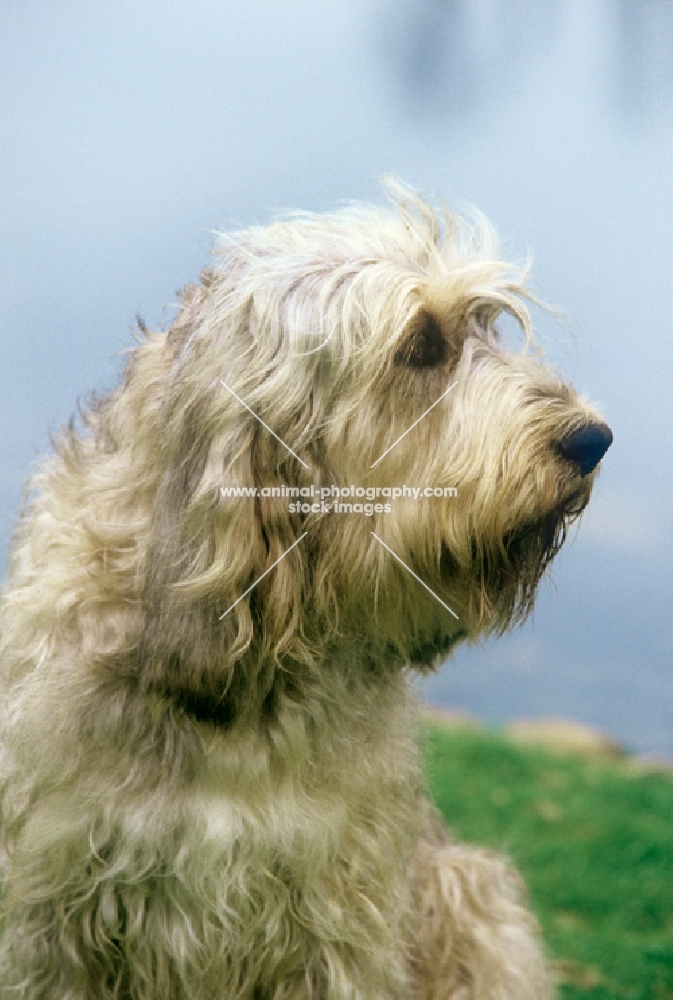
[0,182,611,999]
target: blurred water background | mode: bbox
[1,1,671,757]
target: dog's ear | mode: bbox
[395,311,449,368]
[138,381,308,724]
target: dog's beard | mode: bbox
[438,487,590,636]
[490,491,589,630]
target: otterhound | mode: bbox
[0,181,612,999]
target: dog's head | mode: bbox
[129,181,610,717]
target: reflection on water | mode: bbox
[614,0,673,117]
[379,0,673,122]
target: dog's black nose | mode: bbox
[558,422,613,476]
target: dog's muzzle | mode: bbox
[558,422,613,476]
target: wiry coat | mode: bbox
[0,183,608,998]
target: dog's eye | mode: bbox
[395,313,449,369]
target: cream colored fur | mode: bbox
[0,181,608,998]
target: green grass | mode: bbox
[422,722,673,1000]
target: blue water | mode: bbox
[1,0,672,756]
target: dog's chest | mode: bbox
[180,711,420,879]
[187,730,377,865]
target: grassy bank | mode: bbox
[422,721,673,999]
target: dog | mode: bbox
[0,181,611,999]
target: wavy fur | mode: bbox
[0,180,609,998]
